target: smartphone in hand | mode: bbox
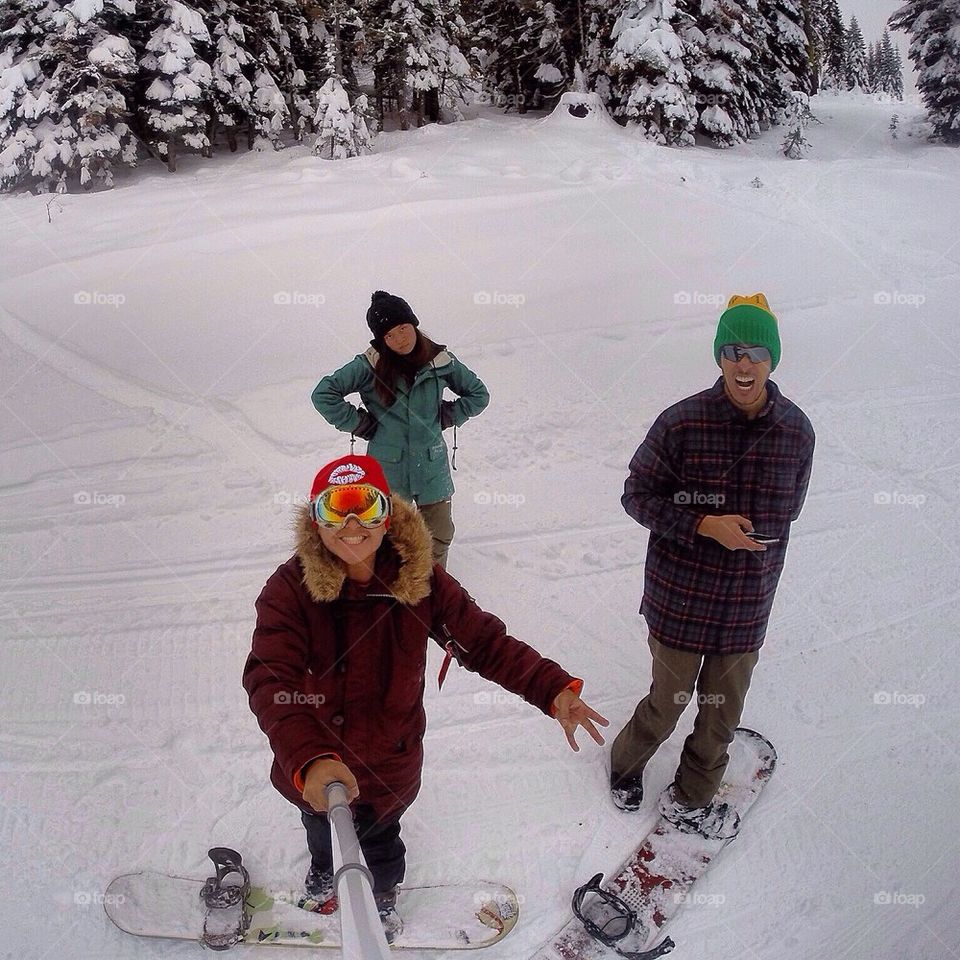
[746,532,780,545]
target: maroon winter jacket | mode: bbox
[244,496,578,821]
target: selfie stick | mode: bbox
[324,781,392,959]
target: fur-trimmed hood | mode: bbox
[293,495,434,605]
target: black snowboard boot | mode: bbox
[610,770,644,812]
[375,887,403,944]
[657,783,741,840]
[304,862,336,908]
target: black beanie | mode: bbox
[366,290,419,340]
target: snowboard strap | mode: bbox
[572,873,675,960]
[200,847,251,950]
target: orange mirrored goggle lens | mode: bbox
[312,484,390,528]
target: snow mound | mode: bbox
[538,92,623,133]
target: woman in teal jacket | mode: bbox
[311,290,489,568]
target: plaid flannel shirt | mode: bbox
[624,377,815,654]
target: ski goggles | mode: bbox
[311,484,390,529]
[719,344,772,364]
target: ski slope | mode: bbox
[0,91,957,960]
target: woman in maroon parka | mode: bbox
[244,454,607,940]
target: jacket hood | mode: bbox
[293,495,434,605]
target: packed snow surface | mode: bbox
[0,92,956,959]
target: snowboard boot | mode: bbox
[657,783,741,840]
[375,887,403,944]
[610,770,644,812]
[303,863,337,913]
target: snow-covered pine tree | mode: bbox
[465,0,545,114]
[580,0,620,102]
[0,0,139,192]
[781,88,813,155]
[889,33,906,99]
[530,1,569,105]
[816,0,846,89]
[844,15,868,90]
[271,0,325,140]
[205,0,256,150]
[760,0,813,120]
[609,0,699,146]
[890,0,960,143]
[226,0,289,148]
[798,0,818,89]
[875,33,902,97]
[311,0,371,156]
[1,0,58,189]
[690,0,768,147]
[138,0,213,170]
[866,39,880,91]
[466,0,617,111]
[527,0,620,108]
[313,71,371,157]
[364,0,468,127]
[422,0,472,120]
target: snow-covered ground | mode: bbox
[1,91,957,959]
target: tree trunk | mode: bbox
[399,85,409,130]
[204,115,216,157]
[166,138,176,173]
[425,87,440,123]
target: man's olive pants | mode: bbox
[611,634,759,807]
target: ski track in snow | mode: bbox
[1,94,958,959]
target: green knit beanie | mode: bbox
[713,294,781,371]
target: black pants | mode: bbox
[301,805,406,894]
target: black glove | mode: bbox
[353,409,378,440]
[440,401,457,430]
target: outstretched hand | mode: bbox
[553,690,609,752]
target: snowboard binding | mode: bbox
[572,873,675,960]
[199,847,251,950]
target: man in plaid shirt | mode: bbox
[610,294,815,839]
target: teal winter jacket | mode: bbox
[312,345,489,504]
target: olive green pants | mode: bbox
[611,634,759,807]
[417,499,455,570]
